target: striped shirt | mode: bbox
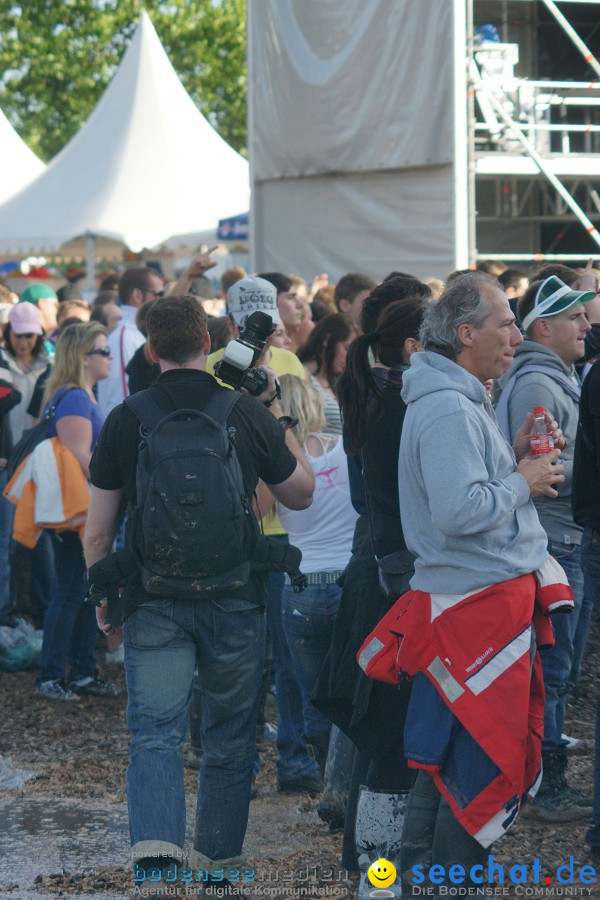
[308,372,342,435]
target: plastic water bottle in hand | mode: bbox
[530,406,554,456]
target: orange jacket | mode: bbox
[4,437,89,548]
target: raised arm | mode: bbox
[167,248,218,297]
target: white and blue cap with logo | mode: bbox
[227,276,282,327]
[521,276,595,332]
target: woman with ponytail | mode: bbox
[314,297,429,898]
[338,301,424,454]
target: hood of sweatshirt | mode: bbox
[497,340,574,391]
[401,350,487,407]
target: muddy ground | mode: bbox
[0,632,598,900]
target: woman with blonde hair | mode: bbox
[36,322,118,701]
[277,374,358,777]
[279,375,324,444]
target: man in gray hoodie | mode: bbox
[398,272,565,889]
[496,275,593,823]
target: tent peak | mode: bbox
[138,10,156,30]
[0,7,248,254]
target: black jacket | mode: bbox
[0,349,22,461]
[573,359,600,529]
[313,367,413,755]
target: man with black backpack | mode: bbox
[84,294,314,892]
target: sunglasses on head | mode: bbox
[86,346,112,357]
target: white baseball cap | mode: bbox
[227,276,282,327]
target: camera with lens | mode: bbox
[214,311,275,395]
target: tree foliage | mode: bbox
[0,0,247,162]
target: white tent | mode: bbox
[0,106,45,204]
[0,12,249,255]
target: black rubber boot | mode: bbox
[318,726,354,833]
[521,748,588,822]
[555,744,593,808]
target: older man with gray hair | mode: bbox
[396,272,568,891]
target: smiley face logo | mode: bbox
[367,858,397,888]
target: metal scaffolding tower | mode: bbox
[468,0,600,265]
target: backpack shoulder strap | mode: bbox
[202,389,243,425]
[125,391,168,433]
[126,386,243,432]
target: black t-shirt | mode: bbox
[126,344,160,395]
[90,368,297,613]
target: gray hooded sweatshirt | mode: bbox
[399,351,548,594]
[496,340,581,546]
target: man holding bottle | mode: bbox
[397,272,567,892]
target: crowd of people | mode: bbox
[0,254,598,897]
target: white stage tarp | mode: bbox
[250,0,453,180]
[250,0,457,279]
[0,13,249,255]
[253,166,454,281]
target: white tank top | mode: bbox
[278,433,358,573]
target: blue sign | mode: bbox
[217,213,249,241]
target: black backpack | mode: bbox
[125,388,260,598]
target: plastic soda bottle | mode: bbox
[530,406,554,456]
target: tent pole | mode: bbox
[467,0,477,268]
[453,0,469,269]
[247,0,257,273]
[85,234,96,293]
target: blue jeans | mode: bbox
[266,537,319,781]
[38,531,96,683]
[570,588,592,691]
[282,580,341,742]
[580,527,600,621]
[124,593,266,868]
[31,531,56,616]
[580,530,600,850]
[540,539,584,750]
[0,476,54,618]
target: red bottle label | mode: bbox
[530,434,554,455]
